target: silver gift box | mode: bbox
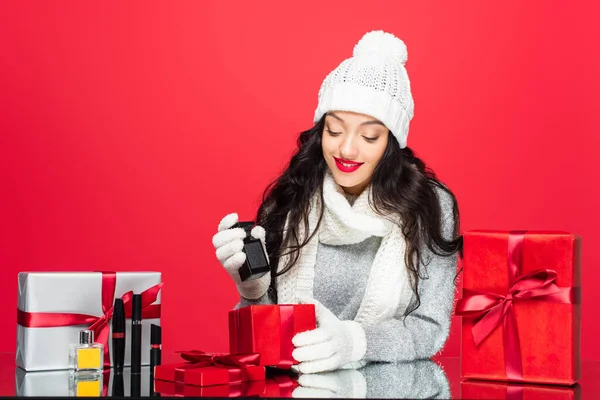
[16,271,162,371]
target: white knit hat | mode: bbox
[313,30,415,148]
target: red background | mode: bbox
[1,1,598,360]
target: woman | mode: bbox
[212,30,462,374]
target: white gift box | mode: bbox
[16,271,162,371]
[15,366,152,396]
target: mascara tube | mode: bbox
[131,294,142,374]
[111,298,126,372]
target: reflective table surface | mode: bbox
[1,352,598,398]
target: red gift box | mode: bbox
[154,379,266,397]
[261,374,300,398]
[456,230,581,385]
[229,304,316,368]
[461,380,581,400]
[154,351,265,387]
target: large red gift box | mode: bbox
[456,230,581,385]
[229,304,316,368]
[461,380,581,400]
[154,379,266,397]
[153,351,265,387]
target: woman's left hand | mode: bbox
[292,297,367,374]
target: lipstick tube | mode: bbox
[131,294,142,374]
[111,298,126,372]
[150,324,161,376]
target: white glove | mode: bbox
[292,369,367,398]
[291,298,367,374]
[211,212,271,299]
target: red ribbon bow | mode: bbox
[455,231,577,381]
[177,350,260,368]
[17,271,163,367]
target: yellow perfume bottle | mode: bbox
[69,330,103,373]
[68,372,103,397]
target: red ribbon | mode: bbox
[506,385,524,400]
[175,350,260,384]
[16,271,163,367]
[178,350,260,368]
[278,305,295,368]
[455,231,576,381]
[102,370,111,397]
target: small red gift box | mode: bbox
[461,380,581,400]
[153,351,265,387]
[456,230,581,385]
[229,304,316,368]
[154,379,266,397]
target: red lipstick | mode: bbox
[333,157,364,173]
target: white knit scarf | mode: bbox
[276,171,414,326]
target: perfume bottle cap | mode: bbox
[233,221,255,237]
[79,329,94,345]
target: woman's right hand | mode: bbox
[212,212,271,299]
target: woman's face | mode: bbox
[321,111,389,195]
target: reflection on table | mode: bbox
[14,360,448,398]
[292,360,449,399]
[11,357,596,398]
[15,366,153,397]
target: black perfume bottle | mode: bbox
[233,221,270,281]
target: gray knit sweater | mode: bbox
[236,189,457,363]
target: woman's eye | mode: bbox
[363,136,378,143]
[326,128,342,136]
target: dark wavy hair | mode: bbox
[255,115,463,315]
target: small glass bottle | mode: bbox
[69,329,103,374]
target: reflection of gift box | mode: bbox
[461,380,581,400]
[456,231,581,385]
[154,351,265,387]
[154,379,266,397]
[15,368,73,397]
[15,366,152,396]
[229,305,316,368]
[261,374,299,398]
[16,271,162,371]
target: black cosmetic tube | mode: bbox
[150,324,162,375]
[131,294,142,374]
[149,373,159,397]
[111,371,124,397]
[111,298,126,372]
[130,372,141,397]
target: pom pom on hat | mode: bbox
[353,30,408,66]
